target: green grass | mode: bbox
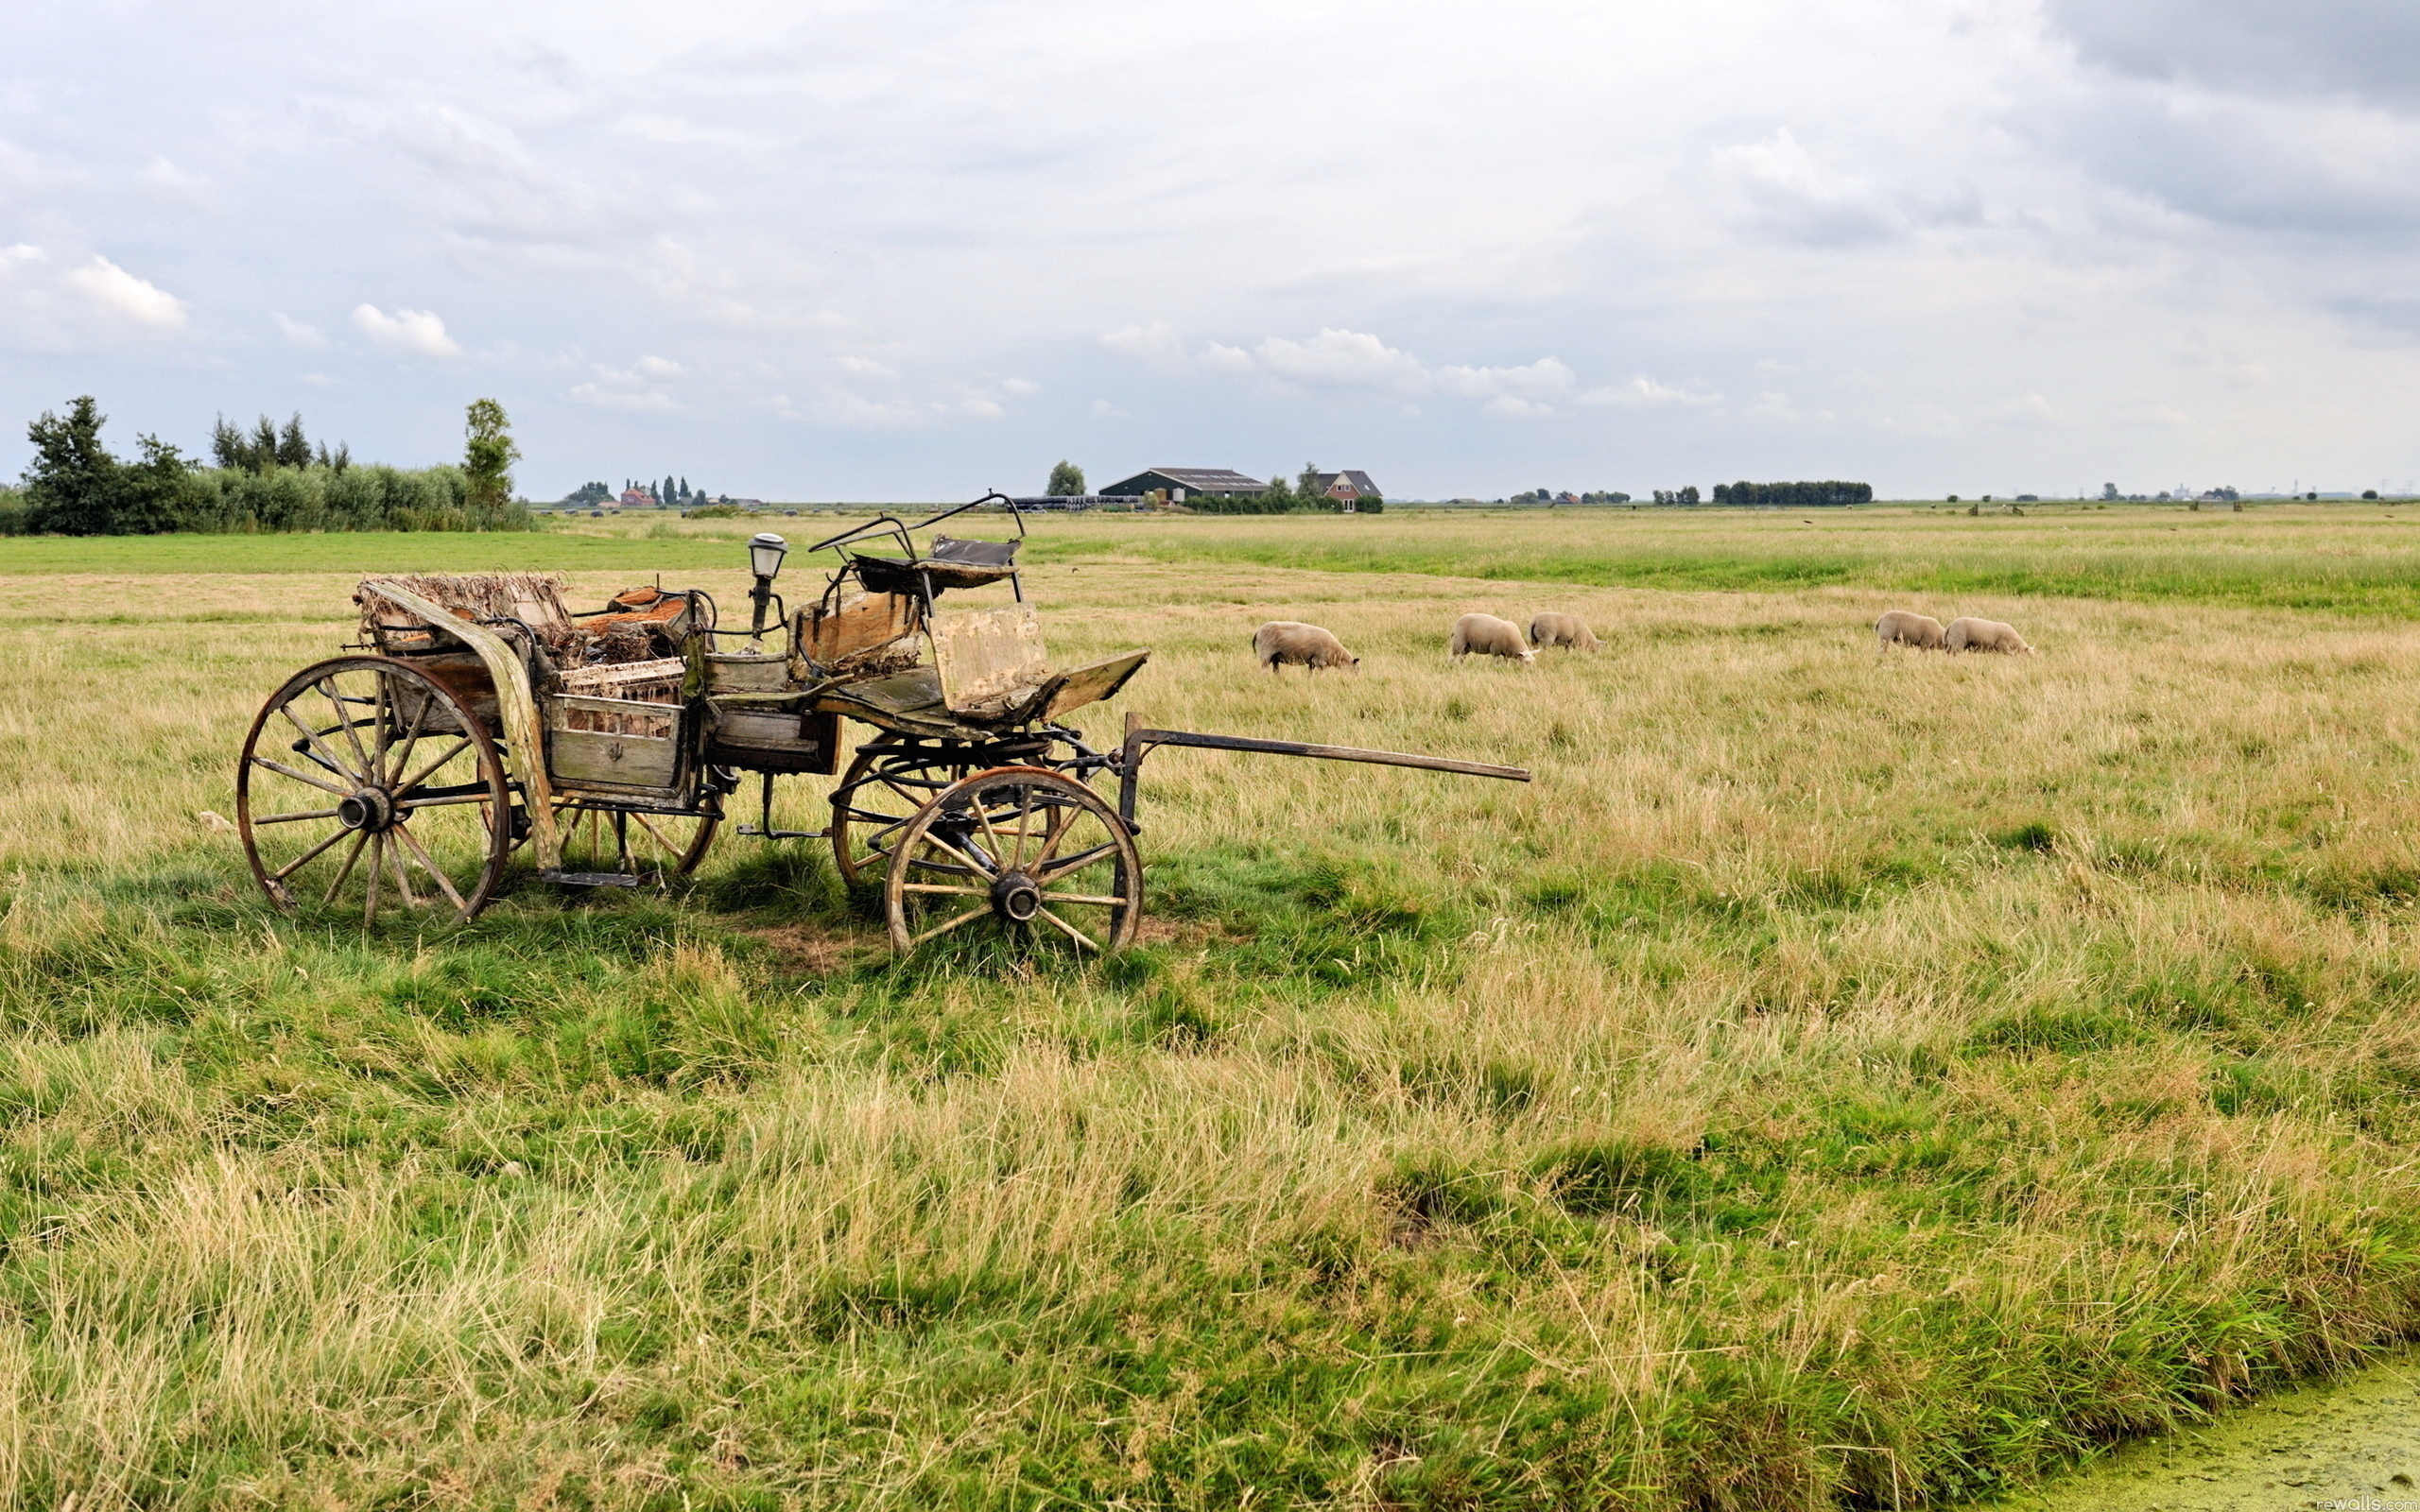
[1019,503,2420,614]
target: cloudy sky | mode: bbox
[4,0,2417,500]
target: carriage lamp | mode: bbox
[747,532,787,634]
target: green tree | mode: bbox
[1046,459,1084,496]
[1266,472,1293,504]
[22,396,126,536]
[1298,461,1322,501]
[120,435,198,533]
[276,413,311,469]
[462,398,521,516]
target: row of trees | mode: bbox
[211,412,351,473]
[1511,489,1634,505]
[1708,480,1874,507]
[1,396,529,536]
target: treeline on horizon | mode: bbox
[1710,480,1875,507]
[0,396,533,537]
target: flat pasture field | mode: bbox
[8,507,2420,1508]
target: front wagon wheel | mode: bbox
[235,655,513,924]
[882,766,1142,954]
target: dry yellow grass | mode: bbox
[3,512,2420,1507]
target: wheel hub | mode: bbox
[337,786,396,833]
[989,870,1043,923]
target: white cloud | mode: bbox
[352,302,461,357]
[273,313,324,348]
[569,382,678,412]
[1099,322,1191,374]
[1119,326,1573,414]
[1090,398,1129,419]
[1716,129,1910,245]
[65,255,187,328]
[1579,376,1724,408]
[1248,328,1429,391]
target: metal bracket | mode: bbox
[735,771,828,840]
[543,869,643,888]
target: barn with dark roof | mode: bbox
[1097,467,1271,500]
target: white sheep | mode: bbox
[1449,613,1536,662]
[1944,616,2035,654]
[1875,610,1948,651]
[1253,620,1359,671]
[1529,611,1600,651]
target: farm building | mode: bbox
[1310,471,1382,509]
[1096,467,1270,502]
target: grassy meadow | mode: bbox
[8,505,2420,1507]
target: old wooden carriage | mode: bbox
[235,495,1528,954]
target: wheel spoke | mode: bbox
[974,797,1010,869]
[1036,841,1119,885]
[253,806,342,826]
[917,828,998,879]
[908,902,991,946]
[281,702,363,784]
[630,812,682,868]
[320,678,374,779]
[269,823,353,881]
[387,833,421,908]
[320,832,369,904]
[1011,783,1035,869]
[902,882,989,896]
[363,834,383,924]
[249,754,352,798]
[393,790,500,810]
[391,823,468,912]
[1041,892,1128,907]
[1031,904,1101,952]
[393,736,472,797]
[380,682,431,785]
[1033,804,1067,867]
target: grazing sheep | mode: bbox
[1253,620,1359,671]
[1875,609,1947,651]
[1945,616,2035,654]
[1450,612,1536,662]
[1528,611,1600,651]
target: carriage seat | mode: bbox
[928,604,1149,726]
[845,534,1022,596]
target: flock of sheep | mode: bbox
[1874,609,2035,654]
[1253,612,1580,669]
[1252,606,2035,670]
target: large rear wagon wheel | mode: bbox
[882,766,1142,955]
[236,656,513,924]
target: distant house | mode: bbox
[1097,467,1270,502]
[1310,471,1382,511]
[617,487,652,509]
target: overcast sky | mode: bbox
[4,0,2417,500]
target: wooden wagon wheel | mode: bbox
[882,766,1142,954]
[236,656,512,924]
[829,743,972,885]
[551,799,719,884]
